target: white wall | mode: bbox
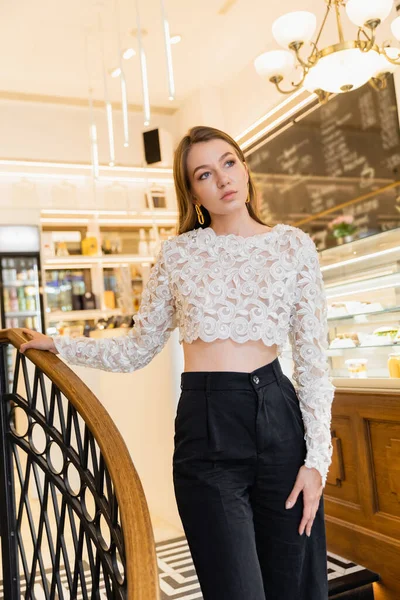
[0,99,178,166]
[176,85,226,137]
[0,173,176,213]
[175,67,281,140]
[221,65,283,138]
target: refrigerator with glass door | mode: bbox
[0,226,45,386]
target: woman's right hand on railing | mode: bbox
[19,329,59,354]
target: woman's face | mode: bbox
[186,138,249,216]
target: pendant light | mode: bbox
[98,12,116,166]
[113,0,130,147]
[159,0,176,101]
[133,0,151,126]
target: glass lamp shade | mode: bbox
[304,48,382,93]
[346,0,393,27]
[391,15,400,40]
[254,50,295,79]
[272,11,317,48]
[374,47,400,75]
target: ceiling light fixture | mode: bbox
[160,0,176,101]
[170,34,181,44]
[254,0,400,103]
[89,108,99,178]
[84,33,100,181]
[110,67,122,77]
[133,0,151,126]
[113,0,130,148]
[122,47,136,59]
[98,12,115,167]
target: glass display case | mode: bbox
[45,268,92,313]
[318,227,400,380]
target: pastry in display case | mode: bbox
[319,227,400,380]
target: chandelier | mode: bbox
[254,0,400,102]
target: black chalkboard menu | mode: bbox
[245,75,400,249]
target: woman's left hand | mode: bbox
[285,465,323,537]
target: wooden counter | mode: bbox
[325,384,400,597]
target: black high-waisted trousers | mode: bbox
[172,357,328,600]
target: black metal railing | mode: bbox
[0,331,159,600]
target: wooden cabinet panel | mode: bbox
[328,415,360,506]
[325,388,400,595]
[368,420,400,518]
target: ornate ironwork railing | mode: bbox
[0,328,160,600]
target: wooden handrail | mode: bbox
[0,328,160,600]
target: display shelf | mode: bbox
[325,272,400,296]
[331,376,400,389]
[3,280,39,287]
[319,226,400,266]
[40,214,176,328]
[328,306,400,323]
[7,310,41,318]
[320,227,400,381]
[283,344,400,358]
[327,344,399,354]
[46,308,124,322]
[43,254,156,269]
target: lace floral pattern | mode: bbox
[167,224,296,355]
[54,223,335,485]
[287,233,335,486]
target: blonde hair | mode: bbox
[173,125,271,235]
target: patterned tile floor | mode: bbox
[0,530,376,599]
[0,560,108,600]
[155,536,375,599]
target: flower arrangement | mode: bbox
[328,215,357,239]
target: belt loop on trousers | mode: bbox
[271,358,282,383]
[204,373,221,453]
[206,372,212,397]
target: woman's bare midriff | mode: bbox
[182,338,278,373]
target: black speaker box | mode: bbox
[143,128,162,164]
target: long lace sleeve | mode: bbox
[288,232,335,487]
[53,240,176,373]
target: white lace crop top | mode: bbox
[54,223,335,485]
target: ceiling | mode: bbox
[0,0,398,110]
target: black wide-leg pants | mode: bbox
[173,357,328,600]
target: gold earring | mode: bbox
[195,203,205,225]
[245,193,250,204]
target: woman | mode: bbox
[20,125,335,600]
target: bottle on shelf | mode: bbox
[388,353,400,378]
[56,241,70,257]
[138,228,149,256]
[8,259,17,282]
[17,260,28,281]
[26,292,36,312]
[17,286,27,312]
[9,287,19,312]
[3,288,11,312]
[102,238,113,254]
[81,237,98,256]
[148,229,157,255]
[111,234,122,254]
[2,259,10,284]
[27,261,37,282]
